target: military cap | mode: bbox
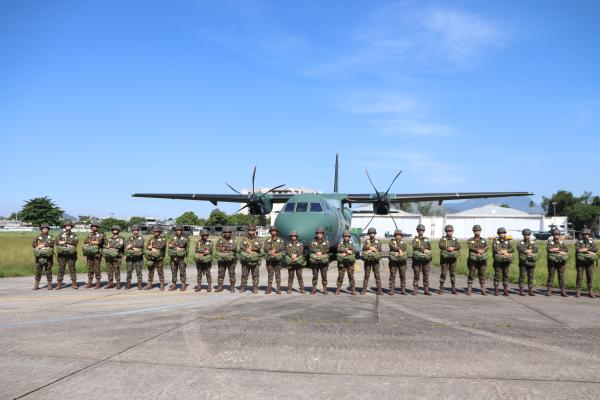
[90,221,99,228]
[497,227,507,234]
[39,223,50,230]
[200,229,209,235]
[111,225,121,232]
[551,228,561,235]
[394,229,402,236]
[444,225,454,232]
[131,224,141,231]
[582,227,591,235]
[289,230,298,237]
[223,226,233,233]
[247,224,256,230]
[342,230,351,237]
[367,227,376,234]
[152,226,162,233]
[416,224,425,231]
[63,220,73,227]
[472,224,482,232]
[522,228,532,235]
[315,226,325,234]
[268,225,278,232]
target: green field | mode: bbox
[1,232,598,291]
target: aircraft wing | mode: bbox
[346,192,533,204]
[131,193,293,205]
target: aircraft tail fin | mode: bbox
[334,153,339,193]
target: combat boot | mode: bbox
[335,285,341,295]
[360,285,368,295]
[322,284,328,295]
[252,286,259,294]
[239,286,247,293]
[180,283,186,292]
[145,281,153,290]
[94,281,101,289]
[560,287,567,297]
[439,283,444,295]
[265,284,272,294]
[33,280,40,290]
[528,287,535,296]
[547,287,552,297]
[276,285,282,294]
[493,284,499,296]
[195,284,201,292]
[589,290,596,298]
[376,282,383,295]
[519,287,524,296]
[451,283,457,295]
[389,286,395,296]
[467,284,472,296]
[480,285,487,296]
[159,281,165,291]
[424,286,431,296]
[137,282,143,290]
[71,280,78,289]
[85,279,93,288]
[56,280,63,290]
[299,287,306,294]
[215,285,224,292]
[206,283,212,292]
[576,289,581,298]
[126,280,132,289]
[351,287,357,295]
[115,280,121,290]
[168,283,177,291]
[310,287,317,295]
[401,285,406,295]
[229,286,235,293]
[106,281,114,289]
[413,285,418,296]
[503,284,509,296]
[47,280,53,290]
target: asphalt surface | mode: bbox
[1,262,599,400]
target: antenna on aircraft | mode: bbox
[334,153,339,193]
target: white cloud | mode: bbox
[374,118,454,137]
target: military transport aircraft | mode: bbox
[132,155,532,250]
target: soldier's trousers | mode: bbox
[518,263,535,288]
[196,262,212,287]
[389,262,407,289]
[217,261,236,287]
[126,256,143,283]
[493,261,511,286]
[266,261,282,288]
[287,266,304,290]
[147,259,165,282]
[170,257,186,284]
[576,263,595,289]
[241,262,259,289]
[363,261,381,289]
[439,258,457,285]
[311,263,328,289]
[86,256,101,282]
[35,257,53,281]
[106,258,121,282]
[547,261,566,288]
[57,256,77,282]
[413,261,430,287]
[336,263,355,289]
[467,261,487,285]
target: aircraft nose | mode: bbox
[275,214,315,245]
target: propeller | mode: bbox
[365,169,402,215]
[226,166,285,215]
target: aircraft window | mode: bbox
[309,202,323,212]
[283,203,295,213]
[296,202,308,212]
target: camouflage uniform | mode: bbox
[168,228,188,290]
[336,233,356,295]
[215,229,238,292]
[145,228,167,290]
[309,229,330,294]
[83,227,104,288]
[492,228,514,296]
[546,230,569,296]
[263,227,285,294]
[194,231,213,292]
[575,229,597,297]
[467,225,488,295]
[411,225,432,295]
[388,231,408,295]
[285,233,305,293]
[438,225,461,294]
[362,229,383,295]
[55,223,78,289]
[32,225,55,289]
[517,229,538,295]
[125,229,145,289]
[239,228,262,293]
[104,229,125,288]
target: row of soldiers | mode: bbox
[32,221,597,297]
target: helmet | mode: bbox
[63,220,73,227]
[247,224,256,230]
[90,220,99,228]
[131,225,141,231]
[393,229,402,236]
[289,230,298,237]
[223,226,233,233]
[174,224,183,231]
[416,224,425,231]
[497,227,507,234]
[367,228,376,234]
[200,229,209,236]
[152,226,162,233]
[111,225,121,232]
[444,225,454,232]
[521,228,531,235]
[582,227,591,235]
[342,230,351,237]
[472,225,482,232]
[551,228,561,235]
[315,226,325,234]
[268,225,278,232]
[39,223,50,230]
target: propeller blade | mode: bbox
[384,170,403,196]
[226,182,243,195]
[257,184,286,201]
[362,214,376,233]
[365,169,380,197]
[389,212,399,230]
[252,165,256,194]
[232,203,250,215]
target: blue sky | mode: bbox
[1,0,599,219]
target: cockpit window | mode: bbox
[283,202,295,213]
[309,202,323,212]
[296,202,308,212]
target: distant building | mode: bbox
[0,220,35,232]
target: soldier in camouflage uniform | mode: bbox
[285,231,306,294]
[32,223,55,290]
[55,220,78,289]
[215,226,238,293]
[124,225,145,290]
[263,225,285,294]
[388,229,408,295]
[438,225,461,295]
[361,227,383,295]
[194,229,213,292]
[517,228,538,296]
[467,225,488,296]
[103,225,125,289]
[239,224,262,294]
[83,221,104,289]
[144,226,167,290]
[492,227,514,296]
[547,228,569,297]
[309,227,330,295]
[575,227,597,298]
[168,225,188,291]
[411,224,432,295]
[336,231,356,295]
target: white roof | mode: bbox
[448,204,540,217]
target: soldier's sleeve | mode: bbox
[508,241,515,253]
[361,240,369,251]
[72,234,79,246]
[425,240,431,250]
[517,242,525,253]
[467,239,475,252]
[591,241,598,253]
[99,234,105,247]
[575,241,584,252]
[532,243,538,254]
[377,241,382,252]
[438,239,446,250]
[83,234,89,245]
[32,237,37,248]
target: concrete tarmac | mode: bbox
[1,263,599,400]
